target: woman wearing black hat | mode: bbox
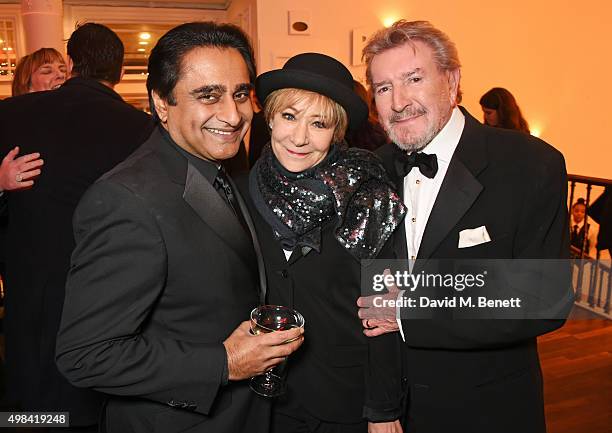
[245,53,405,433]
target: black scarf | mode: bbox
[249,144,406,260]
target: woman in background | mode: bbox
[346,80,389,151]
[246,53,405,433]
[0,48,61,190]
[479,87,530,134]
[11,47,67,96]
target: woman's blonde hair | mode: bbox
[12,48,65,96]
[263,88,348,143]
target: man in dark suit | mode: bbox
[56,22,303,433]
[357,21,573,433]
[0,23,154,431]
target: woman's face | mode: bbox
[29,60,67,92]
[482,106,499,127]
[269,97,335,172]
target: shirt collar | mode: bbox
[570,217,585,230]
[420,106,465,163]
[158,125,220,184]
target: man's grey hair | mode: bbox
[363,20,462,103]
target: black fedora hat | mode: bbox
[256,53,368,132]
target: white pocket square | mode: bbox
[458,226,492,248]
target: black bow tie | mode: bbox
[394,149,439,178]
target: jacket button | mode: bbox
[281,270,289,278]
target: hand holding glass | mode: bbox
[249,305,305,397]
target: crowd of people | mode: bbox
[0,19,576,433]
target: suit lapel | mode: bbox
[149,128,257,269]
[377,143,409,260]
[183,164,256,269]
[417,158,483,260]
[417,109,488,260]
[226,174,267,304]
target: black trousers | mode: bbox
[271,408,367,433]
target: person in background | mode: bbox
[0,146,42,192]
[0,23,154,432]
[589,188,612,258]
[346,80,389,151]
[479,87,530,134]
[570,198,598,257]
[246,52,405,433]
[0,48,64,193]
[0,146,43,283]
[11,47,67,96]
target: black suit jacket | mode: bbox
[377,108,573,433]
[0,77,153,424]
[56,128,270,433]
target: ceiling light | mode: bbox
[530,126,542,138]
[383,17,397,28]
[139,32,151,40]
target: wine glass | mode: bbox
[249,305,305,397]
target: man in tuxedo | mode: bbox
[357,21,573,433]
[0,23,154,431]
[56,22,303,433]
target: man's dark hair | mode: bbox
[67,23,124,84]
[147,21,256,122]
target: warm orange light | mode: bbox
[137,48,146,52]
[138,32,151,40]
[138,41,148,45]
[531,125,542,138]
[383,17,398,28]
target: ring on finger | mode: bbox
[15,173,23,182]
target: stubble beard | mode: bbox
[383,96,454,153]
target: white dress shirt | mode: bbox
[403,107,465,259]
[397,107,465,340]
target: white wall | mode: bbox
[227,0,258,60]
[256,0,411,82]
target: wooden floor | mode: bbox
[539,309,611,433]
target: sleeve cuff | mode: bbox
[363,402,403,423]
[221,350,229,386]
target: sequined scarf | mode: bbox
[249,144,406,260]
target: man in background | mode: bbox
[0,23,153,431]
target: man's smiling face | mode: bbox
[154,46,253,162]
[371,40,459,152]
